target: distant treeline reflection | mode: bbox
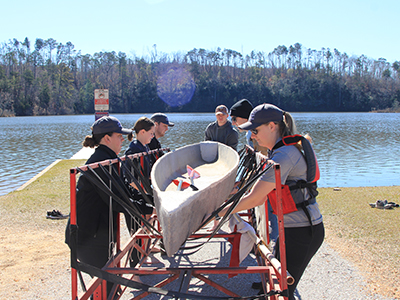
[1,38,399,116]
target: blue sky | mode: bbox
[1,0,399,63]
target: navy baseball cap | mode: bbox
[239,104,284,131]
[150,113,174,127]
[92,116,132,135]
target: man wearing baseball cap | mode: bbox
[205,104,239,151]
[148,113,174,150]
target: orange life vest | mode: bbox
[267,135,320,217]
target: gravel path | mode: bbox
[295,242,395,300]
[115,224,397,299]
[126,227,397,300]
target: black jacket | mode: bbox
[148,136,161,151]
[125,139,152,179]
[65,145,124,248]
[148,137,165,164]
[65,145,152,248]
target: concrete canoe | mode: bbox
[151,141,240,256]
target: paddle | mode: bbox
[172,179,198,191]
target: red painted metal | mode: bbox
[274,163,288,299]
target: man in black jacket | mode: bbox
[205,105,239,151]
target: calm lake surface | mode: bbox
[0,112,399,196]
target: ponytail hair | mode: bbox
[277,111,297,138]
[127,132,134,141]
[277,112,314,151]
[82,132,113,148]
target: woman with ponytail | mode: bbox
[65,116,132,297]
[217,104,324,300]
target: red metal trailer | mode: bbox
[68,148,291,299]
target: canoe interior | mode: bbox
[151,141,239,256]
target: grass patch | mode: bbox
[318,186,400,298]
[0,159,85,227]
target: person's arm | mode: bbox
[226,128,239,151]
[204,124,212,141]
[218,178,275,217]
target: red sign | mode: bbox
[94,89,109,111]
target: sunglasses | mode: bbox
[250,128,259,135]
[231,116,237,122]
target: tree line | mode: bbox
[0,38,399,116]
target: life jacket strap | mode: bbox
[289,180,316,191]
[296,200,315,235]
[295,197,316,208]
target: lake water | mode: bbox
[0,112,399,196]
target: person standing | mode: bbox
[148,113,174,150]
[230,99,278,247]
[205,105,238,151]
[230,99,254,148]
[124,117,159,265]
[205,105,238,231]
[216,104,324,300]
[65,116,134,297]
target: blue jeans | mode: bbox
[268,200,278,244]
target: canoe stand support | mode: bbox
[69,151,289,299]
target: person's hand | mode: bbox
[230,183,240,195]
[207,219,220,232]
[130,181,139,191]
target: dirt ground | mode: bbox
[1,210,399,299]
[0,214,71,299]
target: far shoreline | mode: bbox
[2,109,400,118]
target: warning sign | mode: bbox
[94,89,109,111]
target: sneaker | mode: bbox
[384,203,394,209]
[46,210,69,219]
[375,200,385,209]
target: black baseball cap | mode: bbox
[239,104,284,131]
[92,116,132,135]
[150,113,174,127]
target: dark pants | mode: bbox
[77,244,116,297]
[275,222,325,300]
[124,214,142,267]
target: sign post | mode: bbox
[94,89,109,120]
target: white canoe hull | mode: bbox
[151,141,240,256]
